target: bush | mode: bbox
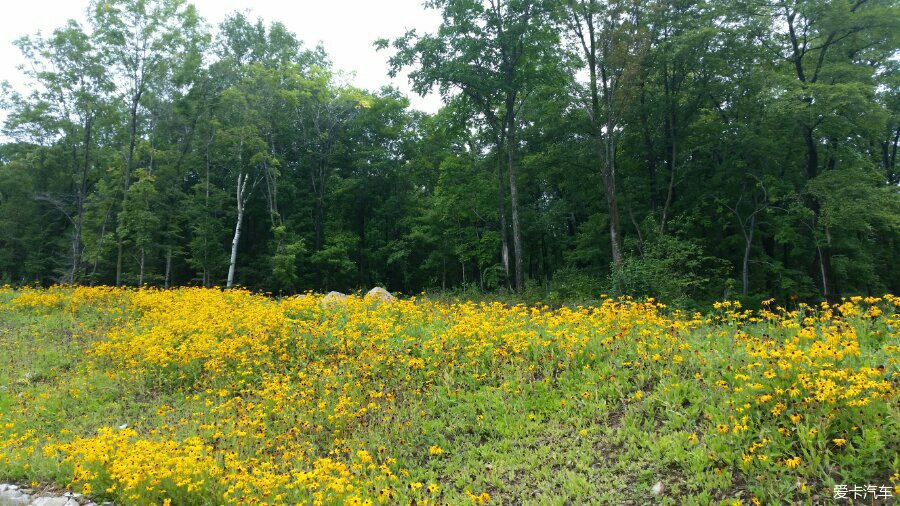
[609,232,731,307]
[546,267,604,303]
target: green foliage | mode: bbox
[117,170,159,252]
[0,0,897,303]
[610,224,732,307]
[310,232,358,291]
[546,267,604,303]
[270,226,306,292]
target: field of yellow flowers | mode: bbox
[0,286,897,505]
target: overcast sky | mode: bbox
[0,0,445,114]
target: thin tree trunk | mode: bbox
[629,206,644,256]
[164,246,172,288]
[600,64,623,267]
[660,101,677,234]
[496,140,510,285]
[660,151,676,233]
[602,154,623,266]
[575,7,624,269]
[72,114,93,283]
[507,119,524,293]
[263,150,281,230]
[886,126,900,181]
[139,247,145,286]
[69,115,93,283]
[742,211,756,296]
[116,93,142,287]
[817,244,828,300]
[91,202,113,283]
[591,44,622,267]
[227,173,247,289]
[803,129,833,299]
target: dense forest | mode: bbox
[0,0,897,304]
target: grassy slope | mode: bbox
[0,287,897,505]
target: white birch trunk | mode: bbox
[227,173,247,288]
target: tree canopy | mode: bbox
[1,0,898,305]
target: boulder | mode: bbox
[320,291,348,307]
[0,488,31,506]
[32,497,76,506]
[365,287,397,303]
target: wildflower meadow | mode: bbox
[0,286,897,505]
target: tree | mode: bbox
[0,0,897,302]
[5,21,111,282]
[381,0,562,292]
[561,0,647,268]
[90,0,203,286]
[750,0,900,298]
[116,168,159,285]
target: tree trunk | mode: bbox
[660,66,677,235]
[885,126,900,181]
[816,244,828,300]
[803,129,835,300]
[742,211,756,296]
[600,74,623,267]
[91,202,113,283]
[603,162,623,267]
[72,114,93,283]
[496,140,511,286]
[164,246,172,289]
[629,206,645,256]
[116,93,142,287]
[227,173,247,289]
[139,247,145,286]
[507,117,524,293]
[660,139,676,234]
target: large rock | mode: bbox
[365,287,397,303]
[320,291,348,307]
[0,488,31,506]
[32,497,78,506]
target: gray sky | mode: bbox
[0,0,444,113]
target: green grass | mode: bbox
[0,288,897,505]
